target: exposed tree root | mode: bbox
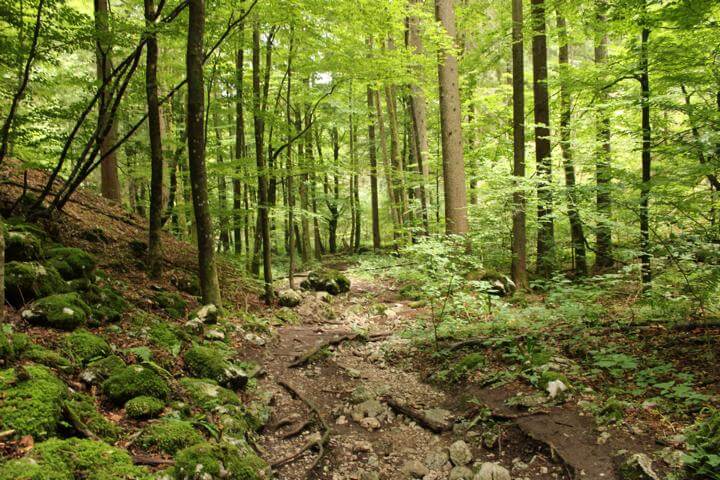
[381,396,451,433]
[132,455,175,466]
[281,420,313,439]
[289,331,391,368]
[62,402,100,441]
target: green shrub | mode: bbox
[65,329,110,365]
[125,396,165,420]
[102,365,170,405]
[138,418,203,454]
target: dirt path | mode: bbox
[253,274,612,480]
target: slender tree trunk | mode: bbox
[385,84,408,232]
[0,216,4,323]
[352,121,361,250]
[594,3,613,270]
[367,86,382,250]
[375,90,399,237]
[557,13,587,277]
[327,128,340,253]
[234,35,246,255]
[639,26,652,287]
[435,0,469,235]
[531,0,554,276]
[145,0,163,279]
[214,104,230,252]
[299,112,312,263]
[286,29,296,288]
[187,0,221,307]
[94,0,122,203]
[511,0,528,290]
[306,103,323,259]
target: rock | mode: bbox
[450,466,475,480]
[350,385,376,404]
[301,269,351,295]
[352,440,373,453]
[351,399,385,422]
[44,247,96,280]
[359,417,381,430]
[278,289,302,307]
[315,291,332,302]
[153,291,187,318]
[474,463,511,480]
[101,364,170,405]
[22,292,92,330]
[245,332,266,346]
[184,318,205,335]
[5,261,68,307]
[205,329,226,341]
[65,329,110,365]
[424,449,449,469]
[138,418,204,455]
[180,377,240,410]
[4,229,42,261]
[184,344,248,389]
[547,379,569,399]
[81,355,126,384]
[124,395,165,419]
[82,285,127,323]
[449,440,473,466]
[619,453,660,480]
[174,441,268,480]
[192,304,219,324]
[336,415,348,425]
[401,459,430,478]
[424,407,453,427]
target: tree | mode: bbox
[186,0,222,307]
[435,0,469,235]
[367,85,381,250]
[234,36,247,256]
[531,0,554,276]
[639,24,652,287]
[511,0,528,289]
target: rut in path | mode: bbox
[253,274,619,480]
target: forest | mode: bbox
[0,0,719,479]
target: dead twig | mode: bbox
[288,331,390,368]
[132,455,175,466]
[381,396,451,434]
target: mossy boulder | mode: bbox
[0,364,68,439]
[102,364,170,405]
[149,322,184,356]
[83,285,127,323]
[64,393,121,441]
[44,247,96,280]
[22,292,92,330]
[81,355,126,385]
[0,332,30,364]
[125,395,165,420]
[180,378,240,410]
[5,261,68,307]
[4,229,42,261]
[138,418,204,455]
[301,269,351,295]
[23,344,73,369]
[173,441,268,480]
[0,438,151,480]
[183,344,248,389]
[189,304,219,325]
[65,329,110,365]
[172,272,201,296]
[154,291,187,319]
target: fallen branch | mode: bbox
[281,420,313,439]
[289,331,391,368]
[381,396,451,434]
[62,403,100,441]
[132,455,175,466]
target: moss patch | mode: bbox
[173,441,268,480]
[0,332,30,364]
[5,261,68,307]
[149,322,183,356]
[138,418,203,454]
[125,396,165,420]
[22,292,92,330]
[83,285,127,323]
[0,364,68,439]
[44,247,96,280]
[64,393,121,441]
[81,355,126,385]
[23,344,73,370]
[183,344,247,389]
[153,291,187,319]
[102,364,170,405]
[4,230,43,262]
[301,269,351,295]
[180,378,240,410]
[65,329,110,365]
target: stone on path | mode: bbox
[449,440,473,466]
[450,465,475,480]
[619,453,660,480]
[401,459,429,479]
[475,462,512,480]
[424,448,449,469]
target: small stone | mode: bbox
[352,440,373,453]
[450,466,474,480]
[278,289,302,307]
[351,399,384,422]
[359,417,381,430]
[449,440,473,466]
[184,318,204,335]
[204,329,225,341]
[597,431,612,445]
[244,332,266,346]
[335,415,348,425]
[619,453,659,480]
[424,408,453,426]
[424,449,449,469]
[401,460,430,478]
[193,304,219,324]
[474,463,511,480]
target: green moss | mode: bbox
[44,247,96,280]
[183,344,247,389]
[449,352,486,381]
[22,292,92,330]
[138,418,203,454]
[538,370,570,389]
[302,269,351,295]
[180,378,240,410]
[23,344,73,369]
[0,438,151,480]
[84,285,127,323]
[65,393,121,441]
[5,261,68,307]
[124,396,165,420]
[4,230,43,261]
[173,441,268,480]
[0,364,68,439]
[102,364,170,405]
[243,401,271,431]
[149,323,183,356]
[65,329,110,365]
[153,291,187,319]
[0,332,30,363]
[81,355,126,385]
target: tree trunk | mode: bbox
[186,0,222,307]
[385,84,408,233]
[639,27,652,287]
[374,90,400,238]
[0,216,4,323]
[367,86,382,250]
[286,29,296,288]
[234,35,246,255]
[556,14,587,277]
[145,0,163,279]
[531,0,554,277]
[94,0,122,203]
[435,0,469,235]
[327,128,340,253]
[594,3,613,270]
[511,0,528,290]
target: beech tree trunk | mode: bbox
[367,86,381,250]
[94,0,122,203]
[375,90,400,238]
[0,216,4,323]
[531,0,554,277]
[511,0,528,290]
[145,0,163,279]
[234,35,246,256]
[186,0,221,307]
[640,27,652,287]
[435,0,469,235]
[286,30,296,288]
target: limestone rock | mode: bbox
[193,304,219,324]
[401,459,429,478]
[424,449,449,469]
[278,289,302,307]
[450,466,475,480]
[449,440,473,466]
[619,453,660,480]
[474,463,511,480]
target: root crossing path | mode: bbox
[253,274,609,480]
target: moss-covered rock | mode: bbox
[64,393,120,441]
[125,395,165,420]
[183,344,248,389]
[0,332,30,364]
[138,418,204,455]
[44,247,96,280]
[180,378,240,410]
[301,269,351,295]
[5,261,68,307]
[23,344,73,369]
[4,230,42,262]
[102,364,170,405]
[81,355,126,385]
[173,441,268,480]
[65,329,110,365]
[22,292,92,330]
[149,322,184,356]
[0,437,151,480]
[172,273,201,296]
[0,364,68,439]
[83,285,127,323]
[154,291,187,319]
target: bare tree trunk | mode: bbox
[640,26,652,287]
[385,84,408,233]
[435,0,469,235]
[367,85,382,250]
[556,13,587,277]
[511,0,528,290]
[299,111,311,263]
[234,34,246,255]
[286,29,296,288]
[375,90,400,238]
[531,0,554,277]
[352,120,361,250]
[187,0,221,307]
[145,0,164,279]
[0,216,4,323]
[94,0,122,203]
[327,128,340,253]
